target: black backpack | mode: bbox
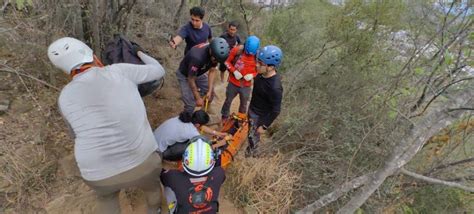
[103,34,163,97]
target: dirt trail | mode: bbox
[43,72,245,214]
[0,16,245,211]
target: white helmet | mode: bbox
[47,37,94,74]
[183,136,215,177]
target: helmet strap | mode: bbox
[70,55,104,78]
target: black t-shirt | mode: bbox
[178,22,213,54]
[161,167,226,214]
[178,43,217,77]
[219,32,241,49]
[249,73,283,127]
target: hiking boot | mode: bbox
[245,145,259,158]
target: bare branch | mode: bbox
[0,67,60,91]
[388,7,472,113]
[173,0,186,31]
[410,76,474,118]
[1,0,10,14]
[400,168,474,192]
[448,107,474,112]
[426,157,474,175]
[345,123,382,180]
[447,175,474,182]
[209,20,226,27]
[336,88,474,213]
[239,0,251,35]
[296,172,374,214]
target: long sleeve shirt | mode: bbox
[224,46,257,87]
[249,73,283,127]
[58,52,165,181]
[153,117,200,153]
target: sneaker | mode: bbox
[245,145,257,158]
[244,146,252,157]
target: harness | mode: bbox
[176,175,218,213]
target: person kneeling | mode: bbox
[154,110,227,161]
[161,136,225,213]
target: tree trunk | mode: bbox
[173,0,186,31]
[336,88,474,213]
[90,0,103,53]
[79,0,136,57]
[400,168,474,192]
[296,172,375,214]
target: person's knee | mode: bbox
[94,191,120,214]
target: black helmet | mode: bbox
[209,38,230,63]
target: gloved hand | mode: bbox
[244,74,253,81]
[233,70,243,80]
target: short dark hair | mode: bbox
[228,21,239,28]
[190,6,205,19]
[178,110,209,125]
[191,110,210,125]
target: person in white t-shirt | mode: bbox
[154,110,228,161]
[48,37,165,214]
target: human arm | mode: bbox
[58,102,76,139]
[244,57,259,81]
[243,69,257,81]
[206,67,218,101]
[187,75,204,107]
[160,169,179,187]
[200,125,228,138]
[244,74,254,81]
[169,35,183,49]
[257,84,283,132]
[170,25,188,49]
[113,51,166,84]
[224,46,239,73]
[224,46,245,80]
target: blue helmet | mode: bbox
[244,36,260,55]
[257,45,283,67]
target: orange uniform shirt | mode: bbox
[224,45,258,87]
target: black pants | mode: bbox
[162,141,190,161]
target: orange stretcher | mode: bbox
[215,112,249,169]
[174,112,249,170]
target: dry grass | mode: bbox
[0,142,57,212]
[225,153,302,213]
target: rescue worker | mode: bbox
[161,136,225,214]
[176,38,229,114]
[246,45,283,157]
[48,37,165,214]
[220,36,260,123]
[154,110,227,161]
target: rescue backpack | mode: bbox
[103,34,163,97]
